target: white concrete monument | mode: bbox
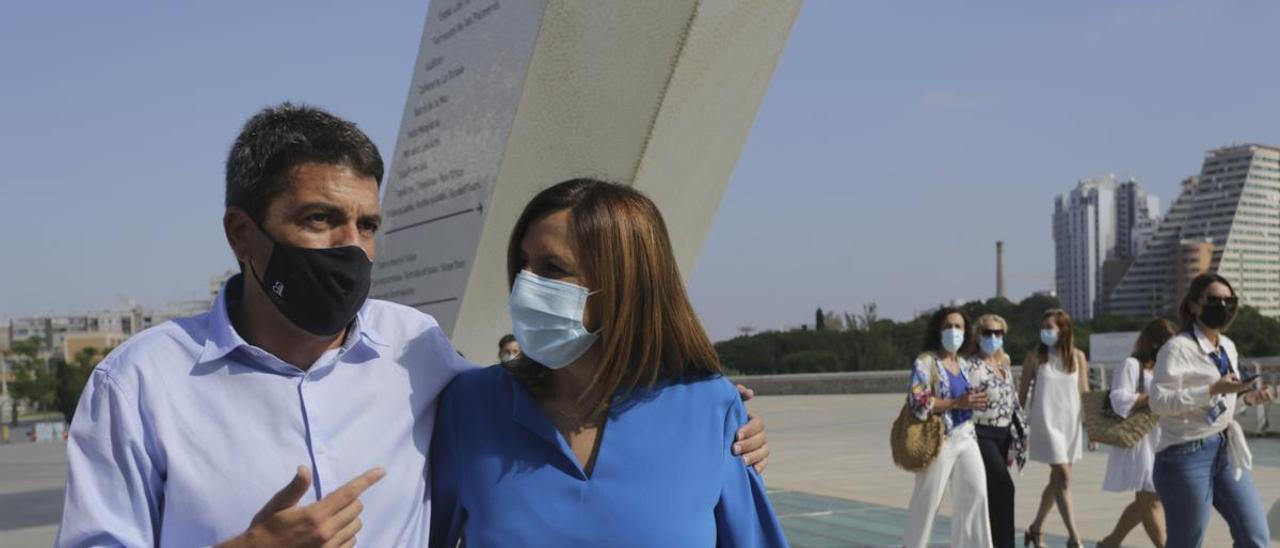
[373,0,802,359]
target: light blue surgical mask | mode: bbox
[509,270,600,369]
[980,335,1003,355]
[1040,328,1059,347]
[941,327,965,353]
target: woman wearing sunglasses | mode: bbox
[966,314,1026,548]
[428,179,786,547]
[1150,273,1275,547]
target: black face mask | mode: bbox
[1199,301,1235,330]
[246,225,373,336]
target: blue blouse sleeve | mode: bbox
[428,379,466,548]
[715,396,789,547]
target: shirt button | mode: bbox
[316,443,328,455]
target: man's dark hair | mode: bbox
[226,103,384,223]
[498,334,517,349]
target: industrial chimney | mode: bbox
[996,241,1007,300]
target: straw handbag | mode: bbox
[1082,371,1158,448]
[891,354,944,472]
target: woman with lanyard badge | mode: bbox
[1150,273,1275,547]
[967,314,1026,548]
[904,307,992,548]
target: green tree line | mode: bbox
[7,337,105,424]
[716,294,1280,375]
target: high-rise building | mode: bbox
[1096,180,1162,315]
[1054,175,1116,321]
[1116,179,1161,261]
[1106,144,1280,318]
[1054,174,1163,321]
[1106,177,1202,317]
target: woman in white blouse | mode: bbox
[1150,273,1275,547]
[1097,318,1176,548]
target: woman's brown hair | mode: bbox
[1036,308,1078,373]
[920,306,972,356]
[1130,318,1177,368]
[505,178,721,417]
[1178,272,1237,331]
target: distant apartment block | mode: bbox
[1,270,235,361]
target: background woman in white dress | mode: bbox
[1097,319,1176,548]
[1018,309,1092,548]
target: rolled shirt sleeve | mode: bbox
[57,368,165,548]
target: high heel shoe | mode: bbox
[1065,538,1083,548]
[1023,527,1045,548]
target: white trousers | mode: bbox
[904,421,992,548]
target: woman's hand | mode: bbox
[1210,374,1252,396]
[735,384,769,473]
[1243,385,1276,407]
[957,390,989,411]
[1088,441,1099,452]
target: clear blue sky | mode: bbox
[3,1,1278,341]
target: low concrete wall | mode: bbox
[729,370,910,396]
[732,359,1280,435]
[732,357,1280,397]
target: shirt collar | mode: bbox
[1190,323,1221,356]
[197,275,249,364]
[197,274,388,366]
[355,309,389,349]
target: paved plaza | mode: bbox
[754,394,1280,547]
[2,394,1278,546]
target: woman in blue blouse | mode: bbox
[429,179,787,547]
[904,307,992,548]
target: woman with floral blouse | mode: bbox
[903,307,992,548]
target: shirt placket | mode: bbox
[299,369,337,499]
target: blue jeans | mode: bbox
[1153,431,1270,547]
